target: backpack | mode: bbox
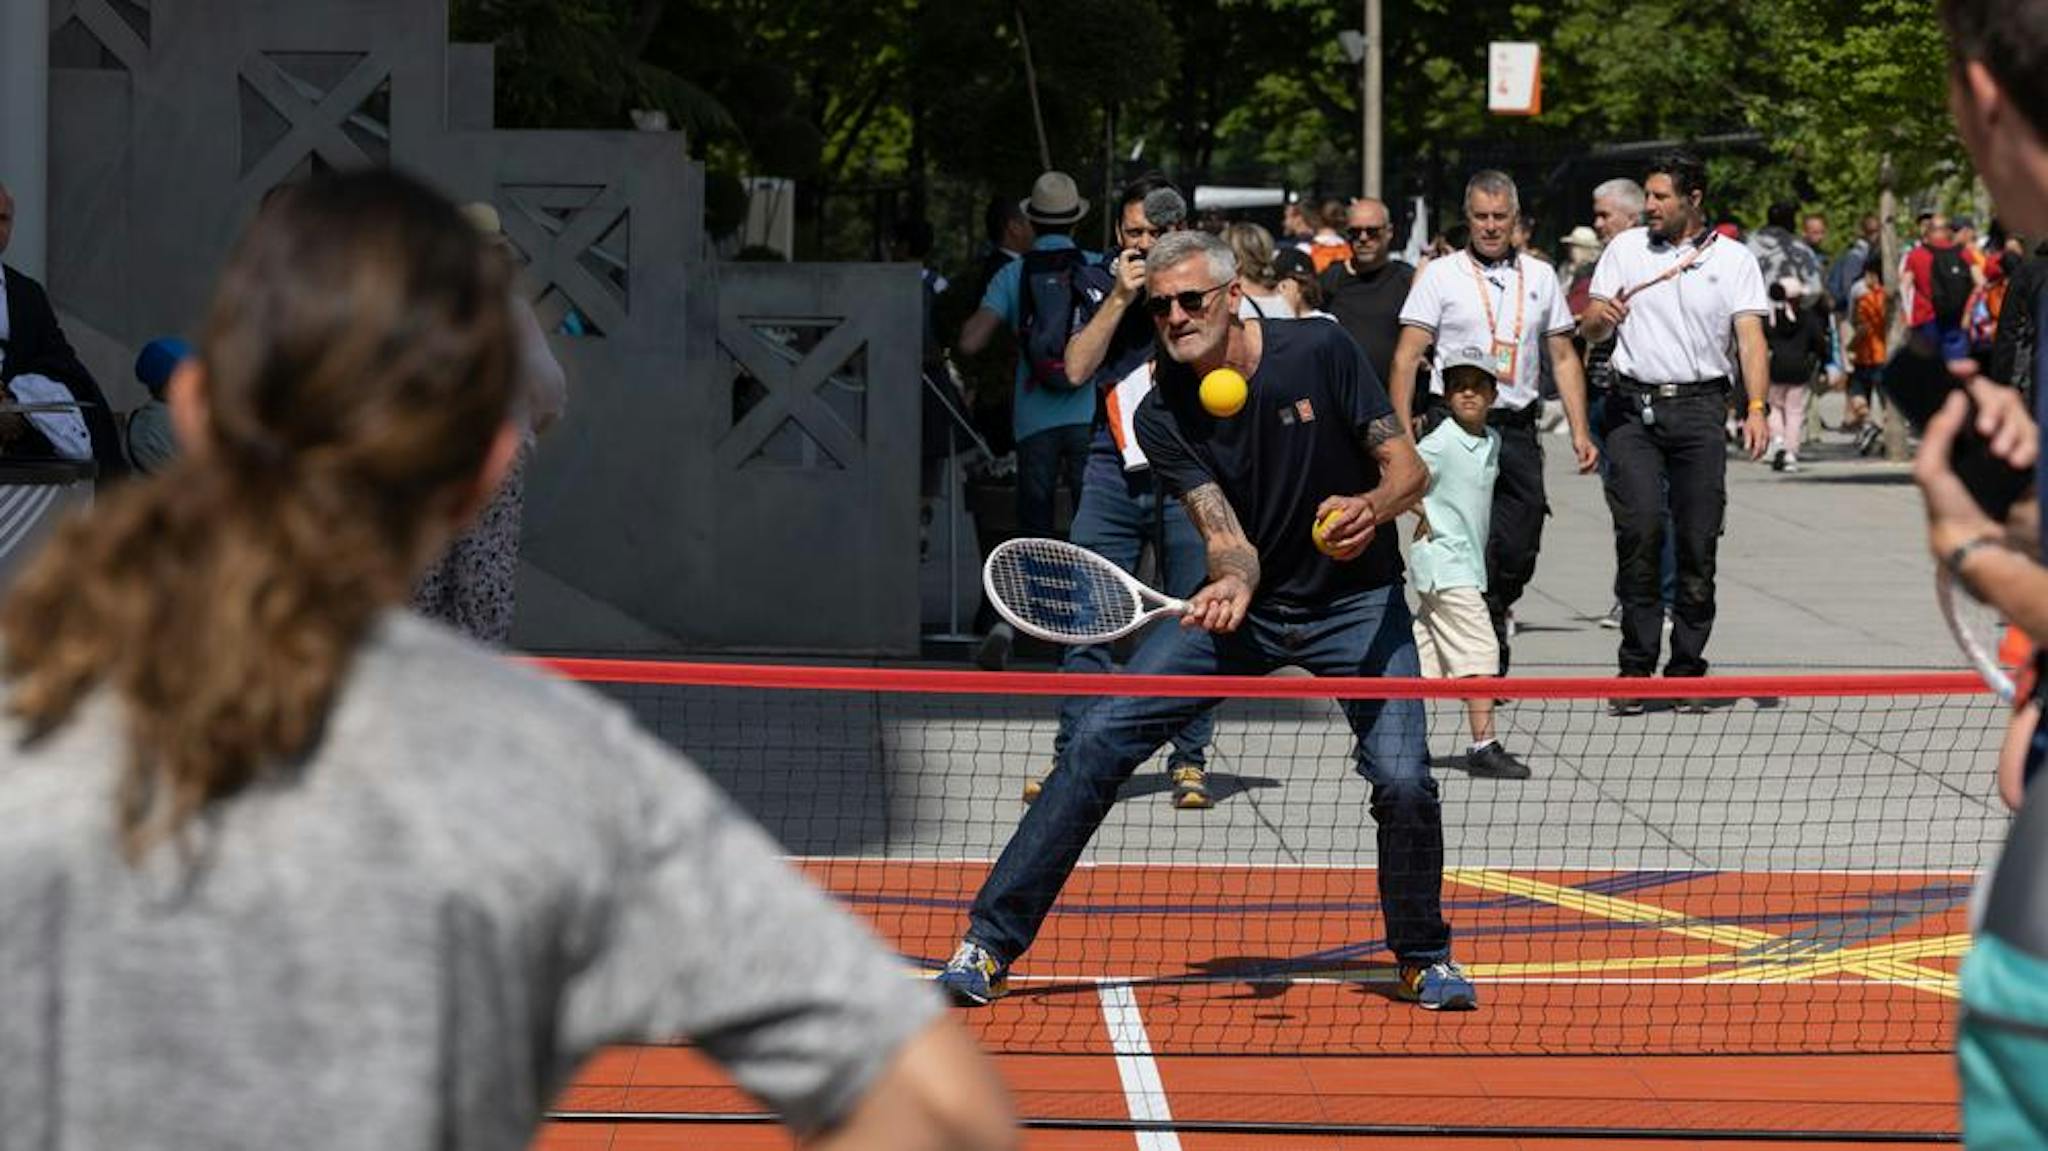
[1823,240,1865,308]
[1928,246,1975,326]
[1016,247,1087,391]
[1966,282,2000,350]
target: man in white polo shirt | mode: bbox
[1389,170,1598,672]
[1577,150,1771,713]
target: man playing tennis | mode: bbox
[939,228,1474,1011]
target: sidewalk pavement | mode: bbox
[1510,416,1952,675]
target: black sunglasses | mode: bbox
[1144,282,1231,318]
[1346,225,1386,240]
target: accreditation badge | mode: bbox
[1491,339,1519,383]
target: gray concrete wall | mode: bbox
[38,0,922,654]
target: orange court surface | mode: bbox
[538,859,1971,1148]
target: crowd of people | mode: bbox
[929,144,2024,795]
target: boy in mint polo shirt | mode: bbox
[1411,347,1530,780]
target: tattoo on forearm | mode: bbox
[1363,413,1402,450]
[1183,483,1261,590]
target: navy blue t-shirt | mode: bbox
[1134,319,1404,607]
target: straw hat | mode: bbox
[1020,171,1089,226]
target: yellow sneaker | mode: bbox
[1170,764,1213,809]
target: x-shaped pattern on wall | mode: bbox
[236,50,392,193]
[51,0,149,72]
[715,308,872,473]
[498,185,631,340]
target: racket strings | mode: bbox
[989,540,1139,641]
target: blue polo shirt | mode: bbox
[979,235,1101,442]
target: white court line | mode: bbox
[1097,981,1181,1151]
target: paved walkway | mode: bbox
[1508,405,1951,675]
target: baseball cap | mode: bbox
[134,336,193,398]
[1437,345,1500,382]
[1272,247,1316,281]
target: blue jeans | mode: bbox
[1015,424,1091,536]
[1056,470,1212,767]
[966,585,1451,964]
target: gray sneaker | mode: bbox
[1599,603,1623,630]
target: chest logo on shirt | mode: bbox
[1294,399,1316,423]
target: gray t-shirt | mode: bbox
[0,612,939,1149]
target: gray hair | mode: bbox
[1147,228,1237,284]
[1593,177,1646,216]
[1464,170,1520,217]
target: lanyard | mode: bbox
[1466,251,1525,346]
[1620,229,1718,302]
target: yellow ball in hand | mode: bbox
[1312,511,1343,557]
[1199,368,1248,417]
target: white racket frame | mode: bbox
[1937,564,2018,703]
[982,537,1189,646]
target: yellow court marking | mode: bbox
[1472,952,1748,978]
[1696,934,1970,990]
[1443,868,1959,998]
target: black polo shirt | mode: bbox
[1318,257,1414,386]
[1134,319,1403,608]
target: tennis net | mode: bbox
[547,659,2003,1058]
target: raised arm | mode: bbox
[1065,254,1146,385]
[1178,482,1260,634]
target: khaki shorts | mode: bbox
[1413,586,1500,679]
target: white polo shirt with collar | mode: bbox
[1398,249,1572,411]
[1588,225,1769,385]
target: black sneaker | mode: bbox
[1465,742,1532,779]
[1608,697,1645,717]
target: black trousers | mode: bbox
[1599,388,1727,678]
[1423,399,1546,674]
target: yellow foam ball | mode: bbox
[1199,368,1248,417]
[1312,511,1343,556]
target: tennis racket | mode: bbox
[1937,564,2019,703]
[982,537,1188,645]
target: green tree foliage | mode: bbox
[453,0,1973,255]
[1749,0,1972,230]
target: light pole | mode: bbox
[1338,1,1383,200]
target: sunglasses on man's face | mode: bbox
[1145,282,1230,318]
[1346,225,1386,241]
